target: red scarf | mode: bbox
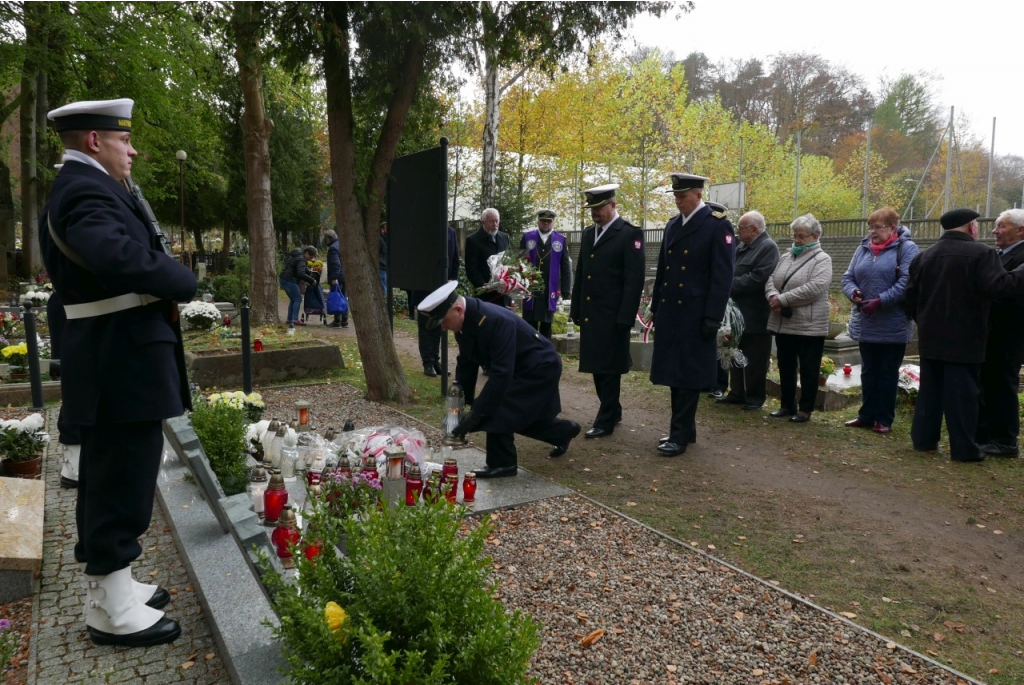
[869,232,898,256]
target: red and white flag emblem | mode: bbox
[633,240,642,250]
[725,234,734,245]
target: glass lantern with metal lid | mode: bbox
[442,381,467,446]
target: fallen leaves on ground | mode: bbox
[580,628,605,647]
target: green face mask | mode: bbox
[791,241,818,256]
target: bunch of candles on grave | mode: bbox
[442,382,467,446]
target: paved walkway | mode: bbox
[29,408,229,684]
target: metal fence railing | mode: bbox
[765,217,996,241]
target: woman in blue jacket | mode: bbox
[841,207,920,433]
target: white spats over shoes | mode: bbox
[84,567,180,646]
[60,444,80,488]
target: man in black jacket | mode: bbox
[40,98,194,646]
[719,210,779,410]
[905,208,1024,462]
[418,282,581,476]
[569,184,645,439]
[976,209,1024,457]
[464,208,511,307]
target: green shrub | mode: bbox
[212,255,250,308]
[264,500,540,684]
[189,401,249,496]
[390,289,410,316]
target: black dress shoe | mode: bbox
[473,465,518,478]
[89,617,181,647]
[433,362,443,375]
[584,427,611,439]
[789,412,811,423]
[707,390,724,400]
[658,436,670,444]
[742,403,763,411]
[549,421,581,457]
[60,476,78,489]
[146,587,171,610]
[980,443,1020,457]
[913,443,939,452]
[657,441,687,456]
[715,395,744,405]
[769,408,794,418]
[423,364,438,377]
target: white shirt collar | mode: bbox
[538,230,550,245]
[680,201,706,226]
[600,212,619,232]
[62,150,109,175]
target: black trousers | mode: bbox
[485,417,580,468]
[668,387,700,445]
[911,358,981,461]
[417,314,442,366]
[976,348,1022,447]
[774,333,825,414]
[75,420,164,575]
[726,331,772,406]
[592,373,623,431]
[526,318,553,340]
[57,405,82,445]
[856,342,906,427]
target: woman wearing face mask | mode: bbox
[765,213,833,423]
[841,207,919,434]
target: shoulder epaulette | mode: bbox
[711,211,728,220]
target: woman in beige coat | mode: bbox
[765,214,833,422]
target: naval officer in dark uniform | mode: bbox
[521,209,572,339]
[419,282,581,476]
[39,99,196,647]
[569,184,646,438]
[650,174,736,456]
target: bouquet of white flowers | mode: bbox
[21,289,51,305]
[0,413,49,462]
[181,301,220,330]
[474,250,546,302]
[717,299,748,370]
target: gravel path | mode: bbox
[260,385,977,684]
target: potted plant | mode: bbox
[819,355,837,385]
[0,413,49,478]
[180,301,221,331]
[827,294,847,339]
[1,343,29,378]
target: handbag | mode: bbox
[327,283,349,315]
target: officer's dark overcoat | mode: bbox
[454,298,562,433]
[650,205,736,389]
[569,217,645,374]
[39,163,197,425]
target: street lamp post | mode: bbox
[176,150,187,267]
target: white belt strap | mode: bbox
[64,293,161,320]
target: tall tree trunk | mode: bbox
[19,3,42,279]
[479,45,500,210]
[323,3,413,403]
[232,1,278,324]
[0,93,21,285]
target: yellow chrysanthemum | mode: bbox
[324,601,349,638]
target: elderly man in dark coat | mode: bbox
[419,282,581,477]
[40,98,195,647]
[976,209,1024,457]
[464,207,511,306]
[905,208,1024,463]
[717,210,779,410]
[650,174,736,456]
[569,184,645,439]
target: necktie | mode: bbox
[491,234,496,244]
[594,225,606,245]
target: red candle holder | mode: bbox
[462,473,477,504]
[444,474,459,504]
[843,363,852,375]
[254,338,263,352]
[263,470,288,524]
[405,464,423,506]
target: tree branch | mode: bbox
[499,64,529,96]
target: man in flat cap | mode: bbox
[569,184,645,439]
[465,208,512,307]
[649,174,736,456]
[521,209,572,339]
[905,208,1024,462]
[420,282,581,475]
[40,98,195,646]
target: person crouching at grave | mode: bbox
[419,281,581,476]
[40,98,195,647]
